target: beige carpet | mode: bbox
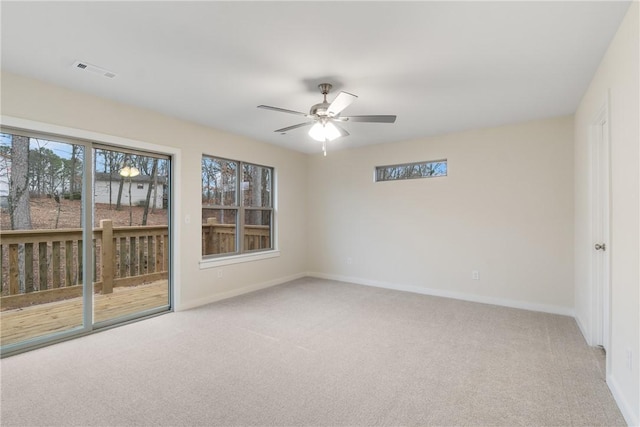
[0,277,626,426]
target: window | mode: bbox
[202,156,273,257]
[375,159,447,182]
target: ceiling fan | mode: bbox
[258,83,397,155]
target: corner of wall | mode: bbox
[574,311,592,346]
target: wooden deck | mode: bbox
[1,280,169,347]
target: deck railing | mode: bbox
[0,220,168,310]
[2,219,271,309]
[202,219,271,255]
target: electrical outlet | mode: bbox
[347,257,353,265]
[627,348,633,371]
[217,269,223,278]
[472,270,480,280]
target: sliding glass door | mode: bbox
[0,132,87,347]
[92,147,170,325]
[0,130,171,355]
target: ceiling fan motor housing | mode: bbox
[310,102,330,117]
[311,83,333,117]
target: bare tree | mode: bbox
[115,154,128,211]
[8,135,32,293]
[54,191,61,228]
[151,162,160,213]
[8,135,32,230]
[141,158,158,225]
[70,145,78,194]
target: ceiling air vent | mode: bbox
[72,61,117,79]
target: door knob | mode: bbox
[595,243,606,251]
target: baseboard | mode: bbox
[574,313,593,345]
[607,374,639,426]
[180,271,575,317]
[176,272,307,311]
[307,272,575,317]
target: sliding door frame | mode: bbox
[0,117,179,358]
[91,143,172,330]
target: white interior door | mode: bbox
[591,106,611,352]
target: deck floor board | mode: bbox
[1,280,169,347]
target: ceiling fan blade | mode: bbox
[327,91,357,117]
[274,122,313,133]
[342,115,397,123]
[258,105,309,117]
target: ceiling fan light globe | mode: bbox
[309,122,326,141]
[308,121,342,142]
[324,121,341,141]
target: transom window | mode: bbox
[201,156,274,257]
[375,159,447,182]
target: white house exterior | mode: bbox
[94,173,166,208]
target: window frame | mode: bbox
[374,159,448,182]
[201,154,275,262]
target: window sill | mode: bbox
[199,250,280,269]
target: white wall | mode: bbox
[574,2,639,425]
[0,71,308,310]
[307,116,575,315]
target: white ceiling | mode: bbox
[0,1,631,153]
